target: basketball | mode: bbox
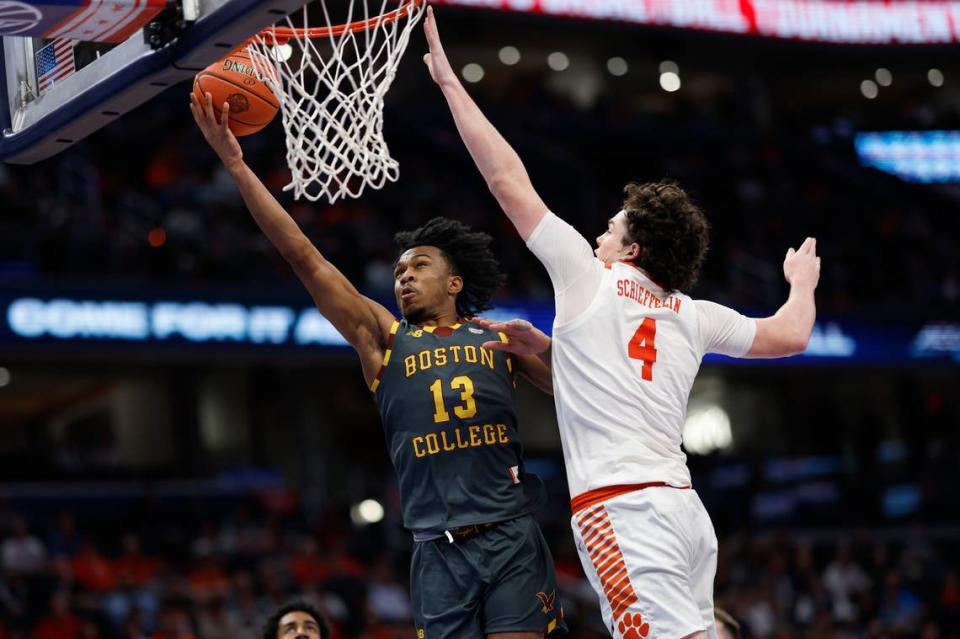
[192,51,279,137]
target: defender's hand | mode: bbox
[189,91,243,171]
[783,237,821,290]
[473,318,551,356]
[422,6,458,88]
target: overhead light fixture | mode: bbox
[659,71,681,92]
[461,63,485,83]
[547,52,569,72]
[498,46,520,66]
[606,57,628,77]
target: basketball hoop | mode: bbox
[246,0,427,203]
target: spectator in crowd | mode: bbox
[260,601,329,639]
[31,591,82,639]
[2,518,47,576]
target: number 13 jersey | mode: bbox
[527,212,756,497]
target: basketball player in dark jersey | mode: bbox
[191,93,567,639]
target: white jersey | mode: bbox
[527,212,756,497]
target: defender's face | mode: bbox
[277,611,322,639]
[394,246,458,322]
[595,210,638,263]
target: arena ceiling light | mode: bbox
[875,68,893,87]
[860,79,879,99]
[350,499,385,525]
[498,46,521,66]
[547,52,569,72]
[928,68,945,87]
[659,60,679,74]
[0,367,10,388]
[659,71,681,92]
[682,405,733,455]
[461,63,485,83]
[606,57,628,77]
[270,43,294,63]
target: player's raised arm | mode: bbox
[190,93,394,381]
[747,237,820,357]
[423,7,547,240]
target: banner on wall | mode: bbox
[1,293,957,365]
[435,0,960,45]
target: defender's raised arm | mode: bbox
[423,7,547,240]
[190,93,394,383]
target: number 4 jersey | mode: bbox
[373,320,545,532]
[526,212,757,497]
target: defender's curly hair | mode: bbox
[395,217,505,318]
[261,600,330,639]
[621,181,709,292]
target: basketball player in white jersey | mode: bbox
[423,8,821,639]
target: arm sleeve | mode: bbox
[695,299,757,357]
[525,211,604,323]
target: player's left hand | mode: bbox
[783,237,821,291]
[472,318,551,355]
[422,6,458,88]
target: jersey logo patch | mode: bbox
[406,329,424,337]
[468,327,484,334]
[618,611,650,638]
[508,465,520,484]
[536,590,557,613]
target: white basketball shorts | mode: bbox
[570,485,718,639]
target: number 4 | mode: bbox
[628,318,657,381]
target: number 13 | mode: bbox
[628,318,657,381]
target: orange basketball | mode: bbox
[192,51,279,137]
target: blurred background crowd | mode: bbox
[2,495,959,639]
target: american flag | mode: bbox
[35,38,77,93]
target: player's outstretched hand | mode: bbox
[189,91,243,171]
[783,237,821,291]
[422,6,458,88]
[473,318,551,356]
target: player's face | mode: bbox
[394,246,461,323]
[276,611,322,639]
[595,210,639,263]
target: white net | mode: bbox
[247,0,426,203]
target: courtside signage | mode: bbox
[437,0,960,45]
[0,296,957,364]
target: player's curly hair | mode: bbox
[261,600,330,639]
[621,180,709,292]
[395,217,505,318]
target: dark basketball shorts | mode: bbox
[410,514,567,638]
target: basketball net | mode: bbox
[247,0,426,203]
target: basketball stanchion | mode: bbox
[244,0,427,204]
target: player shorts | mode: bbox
[410,514,567,638]
[570,485,718,639]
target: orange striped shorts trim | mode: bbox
[575,502,638,623]
[572,482,691,635]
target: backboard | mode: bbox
[0,0,311,164]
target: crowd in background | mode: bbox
[2,48,958,316]
[0,499,958,639]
